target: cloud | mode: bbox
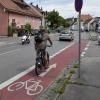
[82,0,100,17]
[25,0,100,18]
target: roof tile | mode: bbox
[0,0,42,17]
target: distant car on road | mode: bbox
[59,30,74,41]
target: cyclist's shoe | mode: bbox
[44,66,49,69]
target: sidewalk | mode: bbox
[58,41,100,100]
[58,57,100,100]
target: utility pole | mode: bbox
[75,0,83,78]
[78,11,81,78]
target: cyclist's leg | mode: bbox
[42,48,49,68]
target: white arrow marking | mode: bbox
[39,64,57,77]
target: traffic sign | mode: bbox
[75,0,83,12]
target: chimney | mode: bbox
[36,4,38,8]
[41,7,43,10]
[30,2,33,5]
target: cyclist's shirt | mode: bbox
[35,33,50,50]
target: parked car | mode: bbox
[97,26,100,33]
[97,35,100,45]
[59,30,74,41]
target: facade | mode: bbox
[71,14,92,31]
[0,4,8,36]
[0,0,44,36]
[88,17,100,31]
[30,4,47,28]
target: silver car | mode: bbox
[97,35,100,45]
[59,31,74,41]
[97,26,100,33]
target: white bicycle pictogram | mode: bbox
[7,78,43,96]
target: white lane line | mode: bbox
[39,64,57,77]
[0,49,20,56]
[0,42,16,47]
[7,42,17,45]
[50,42,74,58]
[84,47,88,51]
[81,52,86,57]
[0,42,74,90]
[0,42,6,46]
[81,41,91,57]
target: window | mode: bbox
[12,19,15,23]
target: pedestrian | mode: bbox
[95,23,99,32]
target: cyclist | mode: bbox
[34,28,53,68]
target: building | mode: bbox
[88,17,100,31]
[31,4,48,28]
[0,0,44,36]
[71,14,92,31]
[30,4,46,28]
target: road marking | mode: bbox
[0,42,74,90]
[50,42,74,58]
[0,42,16,47]
[39,64,57,77]
[81,41,91,57]
[81,52,86,57]
[84,47,88,51]
[7,78,43,96]
[0,42,6,46]
[0,49,20,56]
[7,42,17,45]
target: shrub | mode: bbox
[8,25,13,36]
[25,23,31,33]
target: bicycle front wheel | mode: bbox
[35,60,44,75]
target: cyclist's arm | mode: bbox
[48,37,53,46]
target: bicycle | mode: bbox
[35,45,51,75]
[7,78,43,96]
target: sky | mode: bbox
[25,0,100,18]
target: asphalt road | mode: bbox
[0,31,88,84]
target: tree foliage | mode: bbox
[25,23,31,33]
[47,10,71,28]
[47,10,59,29]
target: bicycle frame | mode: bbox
[35,49,49,75]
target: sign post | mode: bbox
[75,0,83,78]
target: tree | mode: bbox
[47,10,75,29]
[47,10,59,29]
[25,23,31,33]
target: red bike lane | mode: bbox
[0,40,88,100]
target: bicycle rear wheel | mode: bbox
[35,66,42,75]
[35,58,43,75]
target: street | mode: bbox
[0,0,100,100]
[0,31,89,100]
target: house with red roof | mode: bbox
[71,14,93,31]
[0,0,44,36]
